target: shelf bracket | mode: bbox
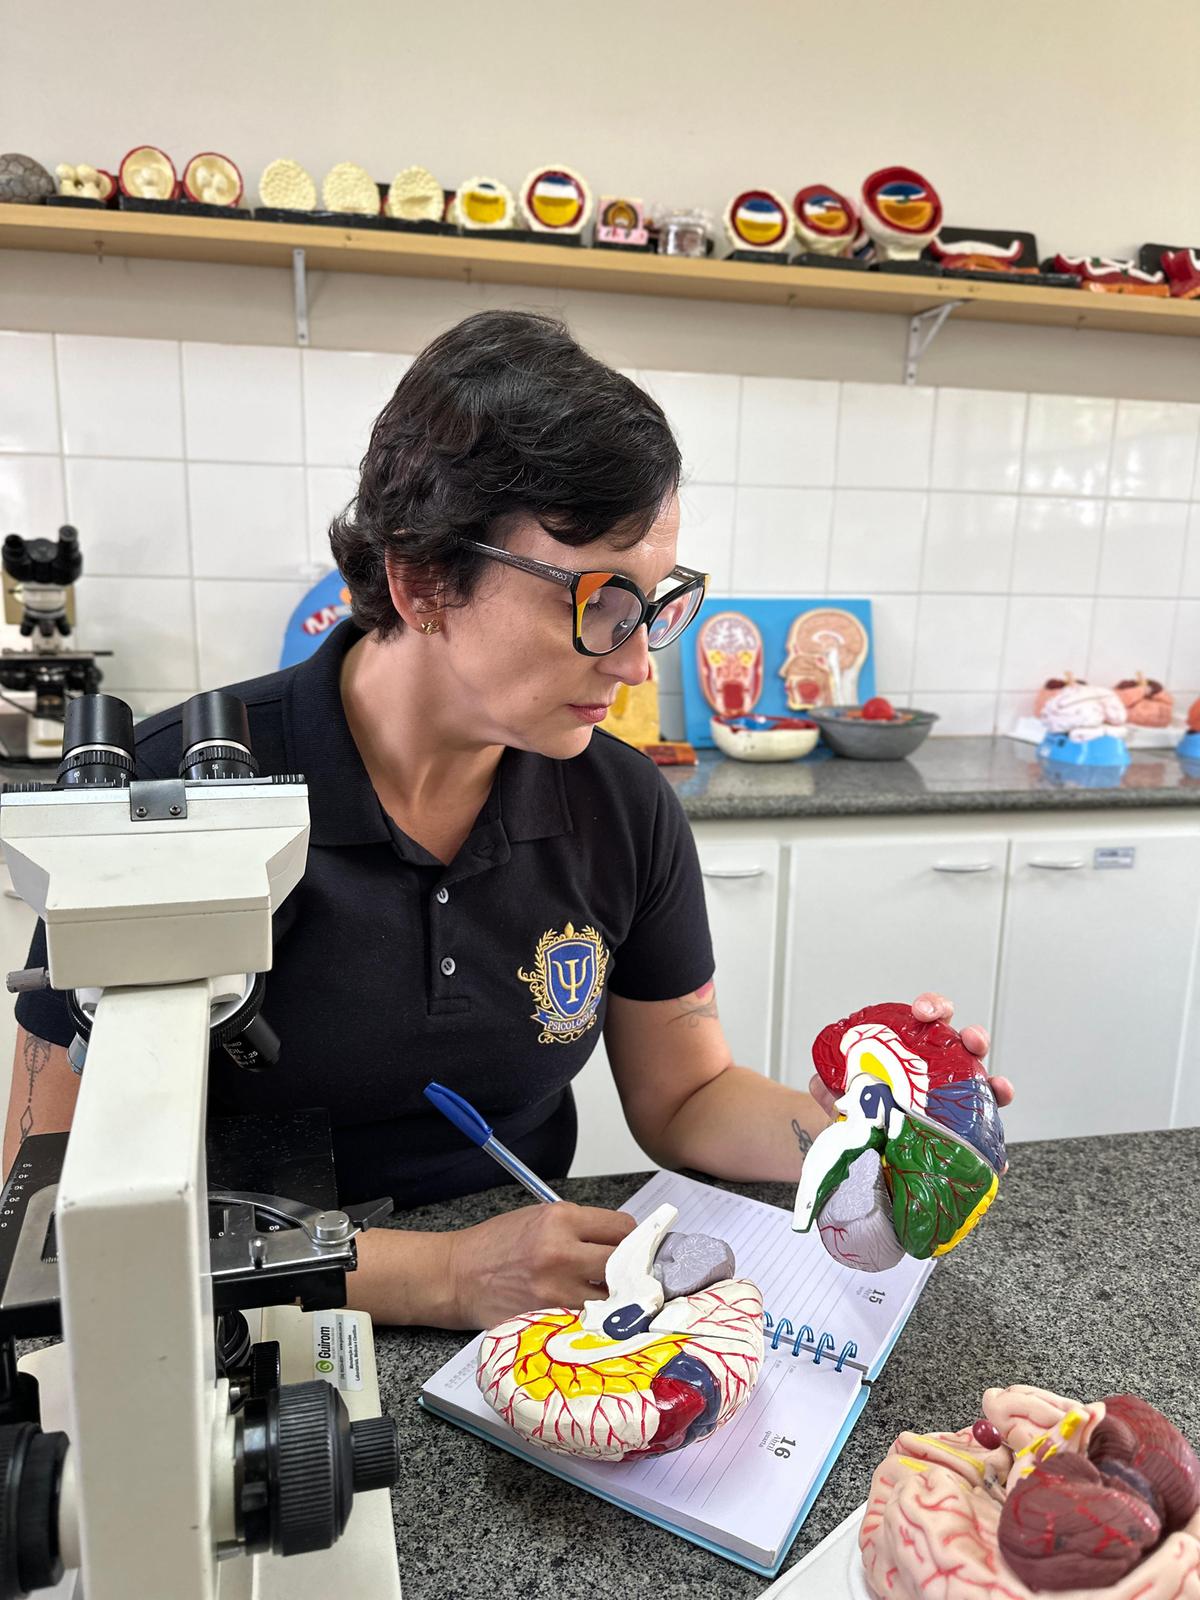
[904,300,961,385]
[292,247,310,347]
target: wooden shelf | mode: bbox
[3,203,1199,338]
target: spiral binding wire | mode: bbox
[764,1311,859,1372]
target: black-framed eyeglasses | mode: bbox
[462,539,709,657]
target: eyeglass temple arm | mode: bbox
[463,540,577,588]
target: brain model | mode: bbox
[1115,673,1173,728]
[1035,673,1085,716]
[861,1384,1200,1598]
[792,1003,1006,1272]
[476,1204,763,1460]
[1040,682,1128,742]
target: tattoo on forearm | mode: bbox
[791,1117,813,1158]
[670,981,719,1029]
[19,1035,50,1142]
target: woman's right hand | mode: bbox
[446,1202,637,1329]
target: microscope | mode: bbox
[0,526,108,763]
[0,690,403,1598]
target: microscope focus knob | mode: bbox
[236,1379,400,1559]
[0,1423,68,1600]
[349,1415,401,1494]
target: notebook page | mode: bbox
[422,1325,866,1568]
[421,1172,933,1567]
[621,1169,933,1373]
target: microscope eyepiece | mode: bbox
[56,694,136,789]
[180,691,259,781]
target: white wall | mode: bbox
[2,0,1200,399]
[4,328,1199,738]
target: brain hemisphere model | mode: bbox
[778,609,868,710]
[476,1204,763,1460]
[792,1003,1006,1271]
[1041,683,1128,741]
[860,1384,1200,1598]
[1115,674,1174,728]
[697,612,764,717]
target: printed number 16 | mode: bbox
[775,1436,796,1459]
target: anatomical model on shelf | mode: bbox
[860,1384,1200,1599]
[385,166,444,222]
[792,184,860,258]
[860,166,943,262]
[1114,673,1173,728]
[1051,256,1169,295]
[54,164,115,202]
[778,608,868,710]
[520,166,593,234]
[1161,247,1200,299]
[723,188,794,255]
[258,159,318,212]
[0,152,56,203]
[697,611,764,717]
[182,153,243,208]
[452,176,516,230]
[792,1003,1006,1272]
[476,1205,763,1461]
[1039,682,1129,742]
[595,196,649,247]
[321,162,379,216]
[118,145,177,200]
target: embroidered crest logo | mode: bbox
[518,922,609,1045]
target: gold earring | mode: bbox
[420,618,442,635]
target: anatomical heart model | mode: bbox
[697,611,764,717]
[778,608,868,710]
[861,1385,1200,1600]
[792,1003,1006,1272]
[476,1204,763,1460]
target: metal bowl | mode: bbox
[710,714,820,762]
[806,705,938,760]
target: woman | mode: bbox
[4,310,1011,1329]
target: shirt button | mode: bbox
[440,956,456,977]
[435,887,450,905]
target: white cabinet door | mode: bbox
[696,839,780,1074]
[780,833,1007,1089]
[994,832,1200,1142]
[570,838,781,1178]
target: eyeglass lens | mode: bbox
[578,577,704,654]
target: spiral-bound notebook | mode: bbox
[419,1169,933,1577]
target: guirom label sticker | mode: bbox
[311,1310,364,1391]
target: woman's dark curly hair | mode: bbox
[329,310,681,637]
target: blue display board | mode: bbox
[279,569,353,669]
[681,597,874,749]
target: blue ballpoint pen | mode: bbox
[423,1082,563,1204]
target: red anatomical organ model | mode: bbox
[697,611,764,717]
[1114,673,1173,728]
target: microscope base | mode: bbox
[20,1305,402,1599]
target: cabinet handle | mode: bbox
[2,889,20,901]
[932,862,995,874]
[1028,858,1086,871]
[701,867,766,880]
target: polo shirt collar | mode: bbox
[284,620,573,849]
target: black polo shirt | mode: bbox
[16,621,714,1211]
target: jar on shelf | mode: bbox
[653,208,711,258]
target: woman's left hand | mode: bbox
[807,992,1014,1118]
[911,990,1012,1107]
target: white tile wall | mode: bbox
[4,328,1200,737]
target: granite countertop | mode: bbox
[377,1127,1199,1600]
[662,737,1200,820]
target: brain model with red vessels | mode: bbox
[792,1002,1006,1271]
[476,1203,763,1460]
[860,1384,1200,1598]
